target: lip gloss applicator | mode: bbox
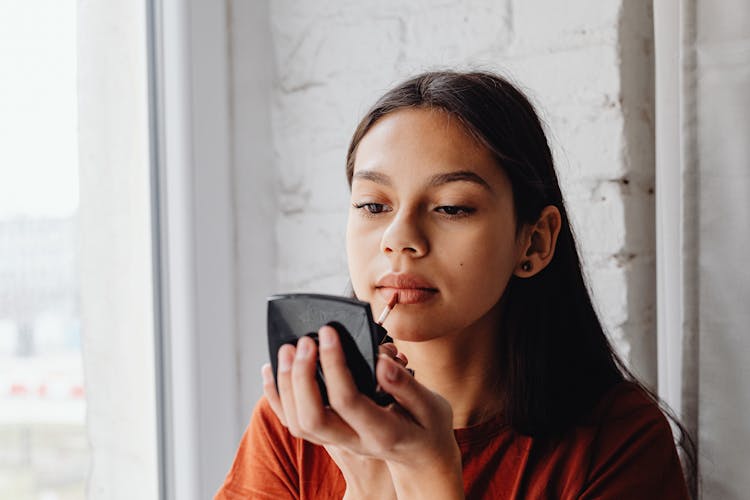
[376,291,399,326]
[374,291,413,376]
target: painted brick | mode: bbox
[398,1,513,64]
[512,0,621,51]
[587,264,629,331]
[568,183,627,256]
[276,213,347,291]
[273,16,405,90]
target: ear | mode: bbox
[513,205,562,278]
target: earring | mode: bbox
[521,261,532,272]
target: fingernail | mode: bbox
[385,359,400,383]
[278,347,293,372]
[319,327,335,348]
[296,339,310,359]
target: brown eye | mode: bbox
[353,202,391,214]
[435,205,475,217]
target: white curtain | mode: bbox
[656,1,750,498]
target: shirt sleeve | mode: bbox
[578,386,690,500]
[214,397,300,500]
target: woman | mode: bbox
[216,71,694,499]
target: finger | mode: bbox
[317,325,380,424]
[320,327,422,456]
[378,343,398,358]
[262,363,287,426]
[376,354,450,427]
[276,343,302,435]
[292,336,357,445]
[396,352,408,367]
[378,343,408,367]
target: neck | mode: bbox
[393,307,504,429]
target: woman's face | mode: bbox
[346,107,524,341]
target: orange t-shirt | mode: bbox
[215,381,689,499]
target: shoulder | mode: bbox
[588,380,665,426]
[586,380,677,456]
[236,395,300,462]
[579,381,689,498]
[215,397,344,499]
[252,395,293,438]
[215,397,301,499]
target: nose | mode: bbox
[380,211,429,258]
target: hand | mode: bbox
[262,325,464,499]
[263,337,406,498]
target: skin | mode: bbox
[262,107,562,499]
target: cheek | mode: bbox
[440,224,516,302]
[466,246,513,297]
[345,216,375,298]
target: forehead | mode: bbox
[352,107,510,192]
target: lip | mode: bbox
[375,273,439,305]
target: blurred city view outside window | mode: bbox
[0,1,89,498]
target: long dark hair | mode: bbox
[345,70,696,489]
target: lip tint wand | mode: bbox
[375,291,413,376]
[377,291,399,326]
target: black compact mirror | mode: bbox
[267,293,394,406]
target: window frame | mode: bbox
[148,1,241,498]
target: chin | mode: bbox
[381,316,444,343]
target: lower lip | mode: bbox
[377,287,438,305]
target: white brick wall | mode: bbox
[234,1,657,397]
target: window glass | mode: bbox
[0,1,88,499]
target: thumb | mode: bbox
[375,354,452,427]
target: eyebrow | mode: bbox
[352,169,493,192]
[428,170,492,191]
[352,170,392,186]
